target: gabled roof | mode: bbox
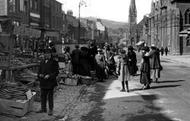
[96,21,105,31]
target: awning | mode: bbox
[136,41,145,46]
[13,26,41,38]
[45,31,59,37]
[179,28,190,37]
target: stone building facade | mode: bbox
[149,0,190,55]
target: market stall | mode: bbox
[0,55,39,116]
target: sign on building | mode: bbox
[0,0,8,16]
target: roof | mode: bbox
[96,21,105,31]
[66,15,78,27]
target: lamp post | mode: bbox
[78,0,86,44]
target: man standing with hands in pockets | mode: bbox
[36,51,59,116]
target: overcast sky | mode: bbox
[57,0,152,23]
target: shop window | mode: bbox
[9,0,16,12]
[30,0,33,9]
[186,35,190,46]
[23,0,27,12]
[20,0,24,11]
[185,9,190,24]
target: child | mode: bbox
[117,49,130,92]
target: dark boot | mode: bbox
[144,83,150,89]
[125,81,129,92]
[48,109,53,116]
[120,81,125,92]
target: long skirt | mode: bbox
[140,71,150,85]
[96,64,106,80]
[118,64,130,82]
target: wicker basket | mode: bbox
[81,76,93,85]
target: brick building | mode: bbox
[40,0,63,43]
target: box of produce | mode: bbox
[64,74,80,86]
[0,83,36,116]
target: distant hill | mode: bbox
[83,17,128,29]
[82,17,129,44]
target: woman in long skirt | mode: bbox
[116,49,130,92]
[140,46,151,89]
[95,48,106,82]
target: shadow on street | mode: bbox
[150,84,181,89]
[125,95,174,121]
[157,80,185,83]
[80,78,116,121]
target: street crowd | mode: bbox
[35,42,163,116]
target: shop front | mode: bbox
[13,25,41,55]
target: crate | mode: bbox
[0,92,36,117]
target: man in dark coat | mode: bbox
[36,52,59,116]
[148,44,161,83]
[79,47,91,76]
[165,46,169,56]
[71,45,81,74]
[160,47,164,56]
[88,42,97,70]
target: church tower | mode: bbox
[128,0,137,46]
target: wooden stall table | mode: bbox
[0,63,39,82]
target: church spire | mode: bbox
[129,0,137,24]
[128,0,137,46]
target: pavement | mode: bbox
[161,54,190,65]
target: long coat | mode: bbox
[149,49,161,69]
[127,51,138,75]
[38,58,59,89]
[71,48,81,65]
[95,53,106,79]
[117,54,130,82]
[79,47,91,76]
[140,53,150,85]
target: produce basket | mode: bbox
[80,76,93,85]
[61,74,80,86]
